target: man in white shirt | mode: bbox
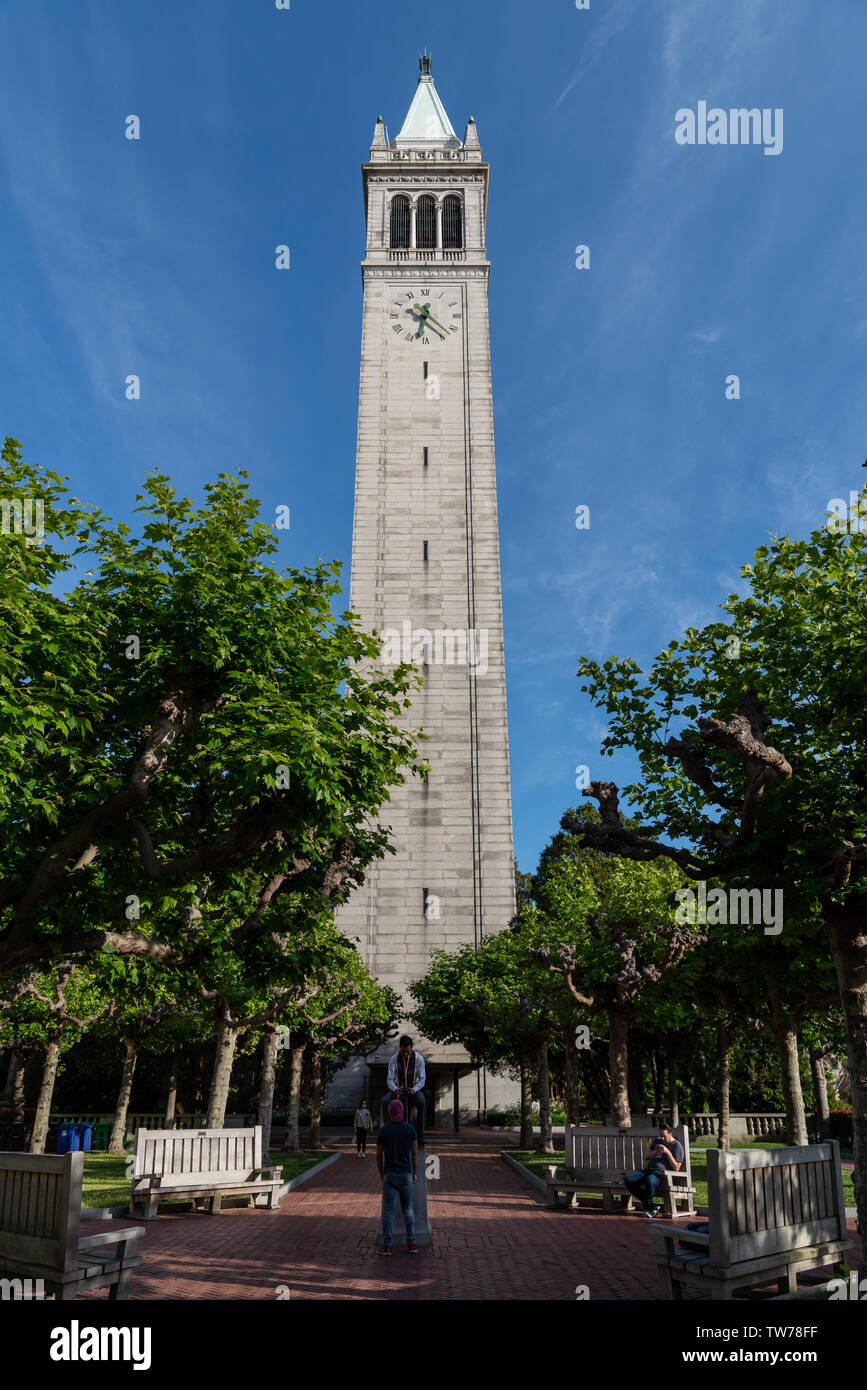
[384,1035,427,1145]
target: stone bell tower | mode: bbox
[331,56,518,1124]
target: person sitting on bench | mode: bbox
[384,1035,426,1145]
[624,1123,684,1217]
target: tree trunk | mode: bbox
[1,1048,16,1100]
[206,1020,239,1129]
[165,1052,180,1126]
[608,1002,631,1127]
[767,996,809,1146]
[519,1057,534,1149]
[285,1044,305,1152]
[193,1050,205,1111]
[538,1040,554,1153]
[717,1018,731,1151]
[258,1031,279,1156]
[29,1039,61,1154]
[309,1051,322,1149]
[809,1047,830,1141]
[652,1047,665,1119]
[667,1043,680,1128]
[563,1028,582,1124]
[627,1039,644,1116]
[108,1039,138,1153]
[11,1052,27,1125]
[825,899,867,1280]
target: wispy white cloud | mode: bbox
[550,0,643,111]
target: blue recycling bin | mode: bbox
[76,1123,94,1153]
[56,1123,79,1154]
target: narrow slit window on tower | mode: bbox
[423,447,429,469]
[423,361,429,379]
[416,194,436,249]
[422,888,429,919]
[423,540,429,564]
[389,195,410,249]
[442,194,463,249]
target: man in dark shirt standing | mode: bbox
[376,1098,418,1255]
[624,1124,685,1217]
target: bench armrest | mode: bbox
[651,1224,709,1256]
[79,1226,144,1252]
[130,1173,161,1188]
[251,1166,283,1181]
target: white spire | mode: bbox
[392,54,463,150]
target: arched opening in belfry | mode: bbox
[389,195,410,249]
[416,195,436,249]
[442,195,463,249]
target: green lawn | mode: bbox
[81,1149,333,1209]
[510,1142,856,1210]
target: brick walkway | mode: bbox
[80,1131,862,1302]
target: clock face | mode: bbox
[388,288,462,347]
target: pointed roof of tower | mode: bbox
[392,53,463,150]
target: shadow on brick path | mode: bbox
[78,1130,862,1302]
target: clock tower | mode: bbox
[332,57,517,1124]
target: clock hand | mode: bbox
[424,312,448,333]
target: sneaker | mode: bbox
[407,1242,418,1254]
[378,1245,392,1256]
[643,1207,655,1218]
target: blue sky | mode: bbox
[1,0,866,875]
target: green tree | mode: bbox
[568,489,867,1258]
[1,962,110,1151]
[0,438,424,976]
[532,851,702,1126]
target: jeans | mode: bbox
[380,1171,415,1245]
[625,1169,662,1210]
[356,1127,367,1153]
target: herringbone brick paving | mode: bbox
[79,1131,862,1301]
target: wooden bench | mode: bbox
[129,1125,282,1220]
[546,1124,696,1218]
[650,1142,850,1299]
[0,1151,143,1300]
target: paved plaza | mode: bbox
[78,1132,862,1302]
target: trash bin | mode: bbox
[90,1121,112,1151]
[76,1123,94,1153]
[57,1123,80,1154]
[5,1123,26,1151]
[45,1122,60,1154]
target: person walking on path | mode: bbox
[376,1098,418,1255]
[354,1098,374,1156]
